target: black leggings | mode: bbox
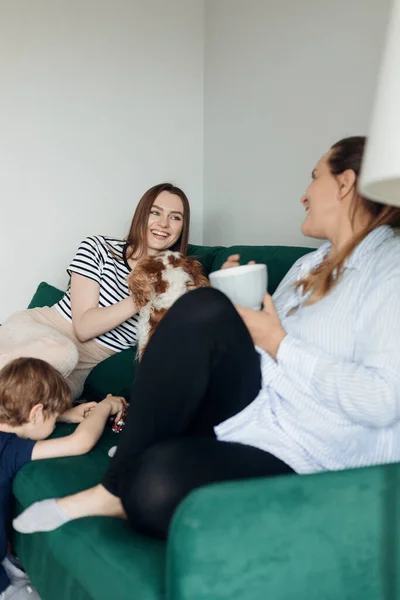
[103,288,293,538]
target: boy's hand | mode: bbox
[99,394,128,422]
[59,402,97,424]
[33,396,128,461]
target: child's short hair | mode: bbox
[0,357,72,426]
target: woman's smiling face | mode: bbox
[146,191,184,255]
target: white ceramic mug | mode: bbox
[209,263,268,310]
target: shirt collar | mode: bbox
[300,225,394,277]
[345,225,394,269]
[298,243,330,279]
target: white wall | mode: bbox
[203,0,392,247]
[0,0,204,320]
[1,0,393,320]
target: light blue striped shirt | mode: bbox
[215,226,400,474]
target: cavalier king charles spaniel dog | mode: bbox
[128,251,209,358]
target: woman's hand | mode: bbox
[221,254,256,270]
[236,294,286,359]
[59,402,98,424]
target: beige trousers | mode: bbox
[0,306,115,399]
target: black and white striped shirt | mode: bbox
[56,236,138,352]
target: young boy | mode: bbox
[0,357,126,600]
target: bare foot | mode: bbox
[58,484,127,520]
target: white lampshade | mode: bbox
[360,0,400,207]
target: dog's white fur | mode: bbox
[131,251,209,358]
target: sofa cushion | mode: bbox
[168,464,397,600]
[212,246,314,294]
[28,281,64,309]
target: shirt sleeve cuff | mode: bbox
[66,266,101,285]
[276,334,319,389]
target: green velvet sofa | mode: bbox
[12,243,399,600]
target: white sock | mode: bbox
[13,499,71,534]
[2,554,28,583]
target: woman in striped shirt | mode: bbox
[15,136,400,541]
[0,183,191,399]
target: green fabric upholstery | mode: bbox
[168,465,400,600]
[84,349,137,400]
[13,242,392,600]
[28,281,64,309]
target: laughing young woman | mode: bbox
[0,183,191,399]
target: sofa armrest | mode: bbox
[167,464,400,600]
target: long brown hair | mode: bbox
[125,183,190,260]
[297,136,400,302]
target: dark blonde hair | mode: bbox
[297,136,400,301]
[125,183,190,260]
[0,358,72,426]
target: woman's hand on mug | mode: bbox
[221,254,256,270]
[236,293,286,359]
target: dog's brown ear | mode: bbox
[167,253,181,268]
[182,257,210,288]
[127,257,158,311]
